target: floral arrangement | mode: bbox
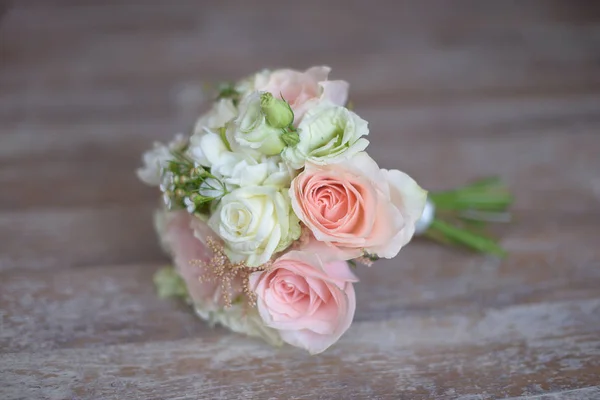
[138,66,511,354]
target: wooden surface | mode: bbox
[1,1,600,399]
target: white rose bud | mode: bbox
[231,92,285,156]
[208,186,301,267]
[282,103,369,169]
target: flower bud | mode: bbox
[190,163,210,179]
[260,92,294,128]
[281,129,300,147]
[233,92,285,156]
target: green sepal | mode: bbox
[218,126,232,151]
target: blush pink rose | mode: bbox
[254,66,349,123]
[249,245,357,354]
[159,210,242,308]
[290,152,427,260]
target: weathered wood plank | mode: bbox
[1,296,598,399]
[0,205,167,272]
[0,263,216,354]
[2,213,598,352]
[507,387,600,400]
[2,39,599,126]
[2,2,599,119]
[1,1,599,397]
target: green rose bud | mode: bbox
[260,92,294,128]
[281,128,300,147]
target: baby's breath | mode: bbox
[158,150,226,213]
[190,237,271,308]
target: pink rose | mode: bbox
[249,245,357,354]
[290,152,427,260]
[160,211,242,308]
[255,66,349,123]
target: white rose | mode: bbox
[198,177,227,199]
[187,129,291,190]
[208,186,301,267]
[282,103,369,169]
[193,98,237,135]
[137,133,187,186]
[235,69,270,97]
[188,130,245,170]
[224,157,294,189]
[230,92,285,156]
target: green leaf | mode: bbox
[153,267,188,299]
[216,81,241,106]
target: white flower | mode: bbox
[282,103,369,169]
[137,134,187,186]
[230,92,285,156]
[184,197,195,213]
[159,171,175,192]
[236,69,270,96]
[189,130,232,167]
[187,130,259,186]
[163,192,173,209]
[188,128,293,192]
[208,186,301,267]
[199,177,227,199]
[193,98,237,135]
[188,129,256,180]
[224,157,294,190]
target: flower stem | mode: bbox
[423,177,512,257]
[429,177,513,212]
[425,218,507,257]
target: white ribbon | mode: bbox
[415,199,435,235]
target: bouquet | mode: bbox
[138,66,511,354]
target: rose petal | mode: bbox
[320,80,349,106]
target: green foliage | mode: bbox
[153,267,189,299]
[216,82,241,106]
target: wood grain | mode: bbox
[1,214,599,354]
[1,0,599,398]
[0,205,167,272]
[1,299,599,399]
